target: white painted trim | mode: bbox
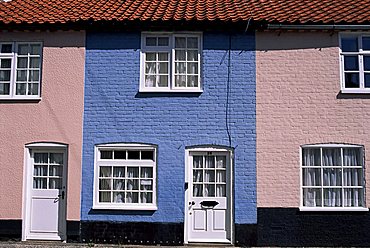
[300,207,369,212]
[93,143,158,210]
[341,89,370,94]
[301,143,362,148]
[26,142,68,148]
[184,147,233,244]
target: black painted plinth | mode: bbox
[80,221,184,245]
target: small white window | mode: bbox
[93,144,157,210]
[0,42,42,99]
[340,34,370,93]
[301,144,367,211]
[140,33,202,92]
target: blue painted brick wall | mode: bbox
[81,31,256,224]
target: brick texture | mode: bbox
[256,31,370,207]
[81,31,256,226]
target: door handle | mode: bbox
[58,191,65,200]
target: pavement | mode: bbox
[0,241,235,248]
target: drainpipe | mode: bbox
[267,24,370,30]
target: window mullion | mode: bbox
[341,147,344,207]
[320,147,324,207]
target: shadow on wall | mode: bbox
[256,30,339,51]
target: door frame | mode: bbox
[184,146,234,244]
[22,142,68,241]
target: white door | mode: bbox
[24,149,67,240]
[185,150,232,243]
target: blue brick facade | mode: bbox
[81,31,256,227]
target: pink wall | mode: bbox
[0,31,85,220]
[257,31,370,207]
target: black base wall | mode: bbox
[80,221,184,245]
[0,220,21,241]
[258,208,370,247]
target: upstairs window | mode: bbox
[140,33,202,92]
[340,34,370,93]
[301,144,366,211]
[0,42,42,99]
[93,144,157,210]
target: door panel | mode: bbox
[186,151,232,243]
[25,149,67,241]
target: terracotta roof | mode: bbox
[0,0,369,25]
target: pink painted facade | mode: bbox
[256,31,370,207]
[0,31,85,220]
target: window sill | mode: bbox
[341,89,370,94]
[92,204,158,211]
[299,207,369,212]
[0,97,41,102]
[139,88,203,93]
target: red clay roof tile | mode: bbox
[0,0,369,25]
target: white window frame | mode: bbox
[0,42,42,99]
[300,143,368,211]
[140,32,203,93]
[93,143,157,210]
[340,33,370,93]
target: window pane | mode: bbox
[341,37,358,52]
[344,72,359,88]
[193,156,203,168]
[1,44,12,53]
[34,165,47,176]
[322,148,341,166]
[127,167,139,177]
[49,166,63,177]
[146,37,157,46]
[99,179,111,190]
[141,192,152,203]
[204,170,215,182]
[175,37,186,48]
[16,70,27,81]
[17,57,28,68]
[140,180,153,190]
[216,171,226,183]
[343,56,358,70]
[216,185,226,197]
[29,70,40,82]
[175,62,186,74]
[205,156,215,168]
[302,168,321,186]
[343,148,362,166]
[30,57,40,68]
[303,148,321,166]
[187,50,198,61]
[323,168,342,186]
[99,167,112,177]
[100,150,113,159]
[363,37,370,50]
[187,63,198,74]
[205,184,215,197]
[187,37,198,48]
[0,83,10,95]
[158,37,169,46]
[34,153,48,163]
[145,62,156,73]
[49,178,62,189]
[126,192,139,203]
[141,167,153,178]
[30,44,41,55]
[158,53,168,61]
[216,156,226,168]
[175,75,186,86]
[187,75,198,87]
[145,75,156,87]
[0,70,10,81]
[343,168,363,186]
[323,188,342,207]
[1,58,11,68]
[146,53,156,61]
[344,188,363,207]
[158,62,168,74]
[50,153,63,164]
[113,192,125,203]
[114,150,126,159]
[175,50,186,60]
[365,73,370,88]
[127,151,140,159]
[99,192,111,202]
[113,167,125,177]
[193,184,203,197]
[113,179,125,190]
[18,44,29,55]
[33,178,47,189]
[364,56,370,71]
[141,151,154,160]
[16,83,26,95]
[193,170,203,182]
[28,83,38,95]
[158,75,168,87]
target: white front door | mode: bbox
[24,148,67,241]
[185,150,232,243]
